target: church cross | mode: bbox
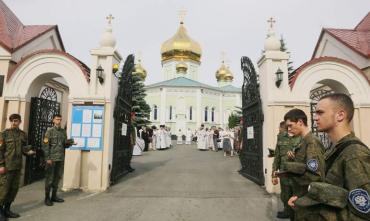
[106,14,115,25]
[267,17,276,29]
[178,8,187,24]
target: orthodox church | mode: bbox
[138,17,242,132]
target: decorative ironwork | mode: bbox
[310,88,333,148]
[25,97,60,185]
[110,54,134,184]
[239,56,264,185]
[40,87,58,101]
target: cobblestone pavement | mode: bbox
[14,144,284,221]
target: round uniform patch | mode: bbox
[306,159,318,172]
[349,188,370,214]
[43,138,49,144]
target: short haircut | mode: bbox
[284,109,308,126]
[9,113,21,121]
[279,121,286,128]
[53,114,62,119]
[319,93,354,122]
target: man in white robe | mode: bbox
[185,128,192,145]
[165,127,172,148]
[177,129,183,144]
[197,125,207,150]
[158,125,167,149]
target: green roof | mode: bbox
[145,77,241,93]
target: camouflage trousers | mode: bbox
[280,177,294,220]
[45,161,64,191]
[0,170,21,204]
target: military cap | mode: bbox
[284,162,306,175]
[295,182,348,209]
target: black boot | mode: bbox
[4,202,19,218]
[44,189,53,206]
[51,190,64,203]
[0,205,7,221]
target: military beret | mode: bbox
[295,182,348,209]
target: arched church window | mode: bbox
[211,107,215,122]
[154,105,158,120]
[204,107,208,122]
[169,106,173,120]
[189,106,193,121]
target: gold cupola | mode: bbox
[216,60,234,82]
[160,16,202,64]
[133,59,147,80]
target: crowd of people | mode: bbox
[132,124,243,158]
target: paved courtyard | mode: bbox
[14,144,283,221]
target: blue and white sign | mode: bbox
[70,105,104,151]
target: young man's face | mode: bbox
[53,116,62,127]
[285,119,303,136]
[10,119,21,129]
[314,98,337,132]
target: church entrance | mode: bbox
[239,57,264,185]
[111,55,134,184]
[25,87,61,185]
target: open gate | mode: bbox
[25,87,60,185]
[239,56,264,185]
[110,55,134,184]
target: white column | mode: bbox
[196,89,202,127]
[219,93,223,127]
[160,88,166,124]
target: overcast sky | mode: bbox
[4,0,370,86]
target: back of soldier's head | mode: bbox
[319,93,354,122]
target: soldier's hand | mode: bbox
[288,196,298,208]
[272,177,279,185]
[27,150,36,155]
[0,167,6,175]
[46,160,53,165]
[287,151,295,159]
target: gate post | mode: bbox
[63,21,122,192]
[256,25,290,193]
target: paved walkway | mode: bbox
[13,144,283,221]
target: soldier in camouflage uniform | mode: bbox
[0,114,35,219]
[42,114,73,206]
[272,121,302,219]
[281,109,325,221]
[291,93,370,220]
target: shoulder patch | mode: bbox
[348,188,370,214]
[306,159,318,172]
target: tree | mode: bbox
[280,36,295,81]
[228,112,241,129]
[131,74,151,127]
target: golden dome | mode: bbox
[216,61,233,82]
[176,61,188,73]
[161,22,202,63]
[133,60,147,80]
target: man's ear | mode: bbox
[336,110,346,122]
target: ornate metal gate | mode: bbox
[310,89,333,149]
[110,55,134,184]
[239,57,264,185]
[25,87,60,185]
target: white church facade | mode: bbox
[142,19,242,132]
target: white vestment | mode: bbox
[185,130,192,144]
[133,137,144,156]
[197,129,207,150]
[166,131,172,148]
[177,131,183,144]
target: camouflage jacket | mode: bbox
[42,126,67,162]
[272,131,301,172]
[323,133,370,221]
[286,132,325,197]
[0,128,32,170]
